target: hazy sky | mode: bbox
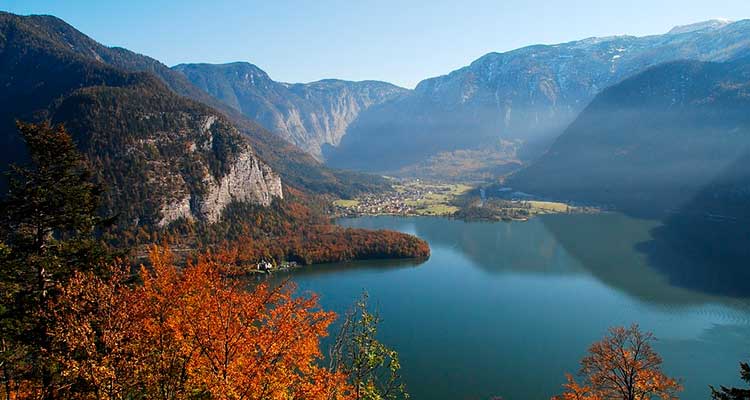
[4,0,750,88]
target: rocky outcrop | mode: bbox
[46,72,285,229]
[158,196,193,227]
[142,112,283,227]
[155,146,283,227]
[172,62,408,160]
[198,149,283,223]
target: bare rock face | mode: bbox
[156,148,283,226]
[172,62,408,160]
[197,149,283,223]
[158,196,193,227]
[149,115,283,227]
[50,77,285,229]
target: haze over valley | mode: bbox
[1,2,750,399]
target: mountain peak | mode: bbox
[668,19,733,35]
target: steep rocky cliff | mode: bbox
[53,82,284,228]
[173,62,408,159]
[196,146,283,224]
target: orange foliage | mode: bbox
[554,374,603,400]
[553,325,682,400]
[229,224,430,267]
[44,246,354,400]
[180,197,429,268]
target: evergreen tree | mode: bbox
[712,363,750,400]
[0,121,112,399]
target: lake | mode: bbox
[276,213,750,400]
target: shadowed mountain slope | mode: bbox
[327,20,750,174]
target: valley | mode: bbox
[333,179,472,216]
[385,140,523,182]
[331,178,590,221]
[1,5,750,400]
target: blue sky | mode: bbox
[4,0,750,88]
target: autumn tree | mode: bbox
[0,122,112,400]
[46,264,135,400]
[329,293,408,400]
[553,324,682,400]
[46,246,354,400]
[711,362,750,400]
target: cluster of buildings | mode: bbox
[254,260,299,273]
[335,183,449,216]
[335,193,417,216]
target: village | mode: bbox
[332,179,598,220]
[332,179,472,217]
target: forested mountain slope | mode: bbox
[509,58,750,217]
[0,12,283,230]
[0,11,387,198]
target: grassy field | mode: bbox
[332,180,583,219]
[526,201,570,213]
[405,201,461,216]
[333,199,360,207]
[398,181,471,216]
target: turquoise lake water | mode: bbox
[275,214,750,399]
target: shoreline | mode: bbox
[331,178,601,222]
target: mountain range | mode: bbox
[173,62,407,160]
[0,11,385,232]
[86,17,750,185]
[325,19,750,173]
[3,10,750,240]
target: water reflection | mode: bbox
[637,218,750,298]
[659,323,750,395]
[340,214,750,308]
[342,216,580,275]
[301,215,750,400]
[271,257,425,280]
[539,213,738,307]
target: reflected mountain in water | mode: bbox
[539,213,749,305]
[341,215,750,307]
[636,152,750,298]
[323,215,749,400]
[504,57,750,300]
[275,257,425,280]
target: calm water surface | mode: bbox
[276,214,750,400]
